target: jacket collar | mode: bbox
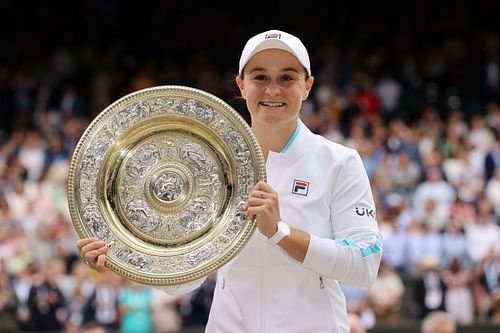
[268,118,313,162]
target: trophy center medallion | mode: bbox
[152,171,184,202]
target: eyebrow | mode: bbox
[248,67,300,74]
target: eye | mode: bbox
[280,74,295,82]
[253,74,267,81]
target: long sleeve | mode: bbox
[302,150,382,289]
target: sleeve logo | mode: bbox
[292,179,309,196]
[355,207,376,219]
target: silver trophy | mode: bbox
[67,86,266,285]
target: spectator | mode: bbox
[119,281,153,333]
[421,311,457,333]
[150,287,182,333]
[414,256,446,319]
[441,257,474,324]
[26,259,67,331]
[442,221,472,269]
[488,288,500,324]
[367,261,405,324]
[0,269,17,331]
[485,167,500,220]
[82,271,120,331]
[466,197,500,264]
[484,130,500,183]
[412,166,456,226]
[473,249,500,321]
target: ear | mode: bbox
[235,76,246,99]
[302,76,314,101]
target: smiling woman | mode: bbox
[78,29,383,333]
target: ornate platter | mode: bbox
[67,85,265,285]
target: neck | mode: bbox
[252,120,299,160]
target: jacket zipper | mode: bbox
[318,275,335,330]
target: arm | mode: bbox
[245,151,382,289]
[302,151,382,288]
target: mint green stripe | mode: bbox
[335,239,382,257]
[280,120,302,153]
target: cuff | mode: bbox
[302,234,336,275]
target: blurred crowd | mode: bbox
[1,1,500,332]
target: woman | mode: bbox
[78,29,382,333]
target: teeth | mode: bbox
[261,102,284,107]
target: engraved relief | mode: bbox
[130,101,151,118]
[116,247,150,270]
[125,199,160,232]
[228,201,247,233]
[163,140,179,158]
[82,205,109,239]
[115,101,150,129]
[153,171,184,202]
[225,130,251,165]
[182,99,214,123]
[180,143,212,174]
[185,243,217,266]
[68,87,264,285]
[81,139,108,175]
[149,97,181,115]
[126,146,160,178]
[179,210,203,231]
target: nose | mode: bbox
[264,81,281,96]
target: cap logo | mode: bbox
[265,33,281,40]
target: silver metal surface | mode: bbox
[67,86,265,285]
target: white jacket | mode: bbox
[160,122,382,333]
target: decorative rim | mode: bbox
[67,85,266,285]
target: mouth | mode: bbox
[259,101,286,108]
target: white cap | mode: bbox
[238,29,311,76]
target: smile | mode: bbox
[260,102,285,107]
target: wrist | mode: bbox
[267,221,291,246]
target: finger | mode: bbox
[81,246,106,263]
[77,237,99,252]
[81,240,107,255]
[83,245,108,264]
[248,189,263,199]
[245,197,267,210]
[245,206,262,219]
[95,254,108,272]
[253,181,276,194]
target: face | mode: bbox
[236,49,313,129]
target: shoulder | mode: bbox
[307,131,361,162]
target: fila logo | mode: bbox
[265,33,281,39]
[292,179,309,196]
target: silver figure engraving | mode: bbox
[126,147,160,178]
[153,171,184,202]
[125,199,160,232]
[82,206,109,239]
[180,143,212,174]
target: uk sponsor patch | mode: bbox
[292,179,309,196]
[355,206,376,220]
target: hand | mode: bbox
[244,181,280,238]
[76,237,109,273]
